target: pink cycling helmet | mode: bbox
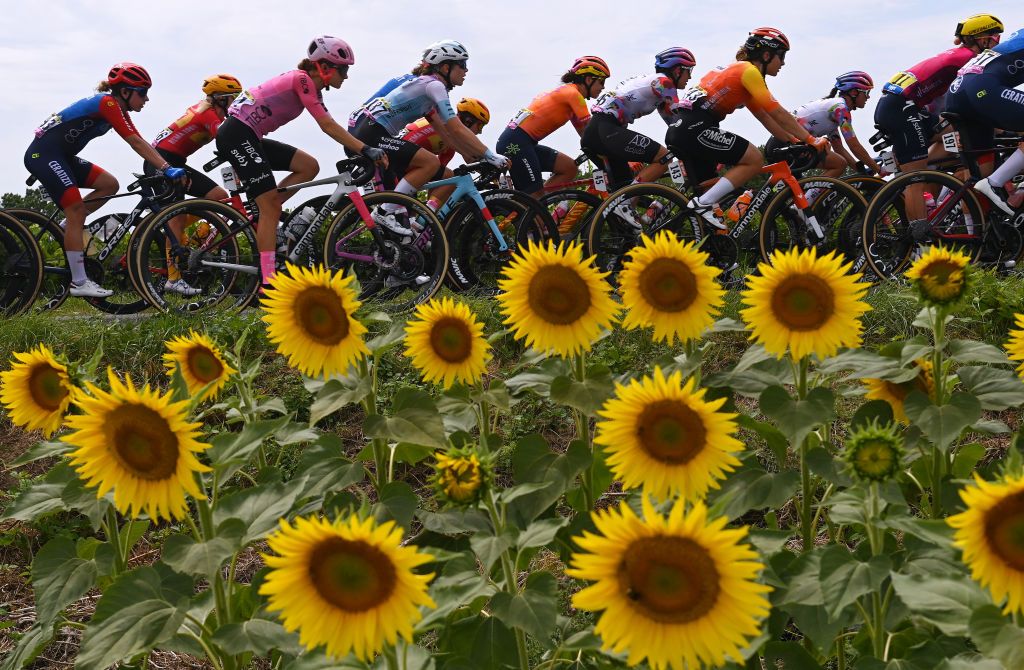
[308,36,355,65]
[835,71,874,92]
[655,47,696,70]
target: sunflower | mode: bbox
[497,240,618,357]
[261,263,369,378]
[948,474,1024,614]
[618,231,724,343]
[63,368,209,521]
[904,245,972,307]
[162,330,236,402]
[260,514,436,660]
[1006,313,1024,379]
[0,345,73,438]
[567,497,772,670]
[594,367,742,502]
[844,420,904,482]
[862,359,935,423]
[404,297,491,388]
[432,450,486,504]
[740,247,870,360]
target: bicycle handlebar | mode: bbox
[453,161,502,178]
[334,155,375,187]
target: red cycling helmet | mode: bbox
[107,62,152,88]
[570,56,611,78]
[744,27,790,53]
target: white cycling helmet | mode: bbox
[422,39,468,65]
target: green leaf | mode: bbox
[60,475,112,529]
[705,353,792,396]
[211,618,304,657]
[890,571,990,636]
[470,617,518,669]
[470,528,517,572]
[495,481,553,505]
[818,546,891,620]
[956,366,1024,411]
[817,349,916,381]
[508,437,590,525]
[548,364,614,417]
[763,641,825,669]
[209,415,292,480]
[969,605,1024,669]
[31,537,99,626]
[309,372,372,426]
[367,319,407,354]
[489,571,558,644]
[710,466,801,520]
[775,549,825,607]
[374,481,418,531]
[935,660,1005,670]
[420,566,496,630]
[851,400,895,429]
[517,518,567,551]
[364,388,447,448]
[161,524,245,578]
[951,443,987,478]
[948,339,1010,365]
[759,385,836,447]
[737,414,790,467]
[0,622,58,670]
[418,508,492,535]
[294,434,365,500]
[7,439,71,468]
[883,517,955,546]
[470,380,513,412]
[213,479,306,543]
[2,462,77,522]
[904,391,982,452]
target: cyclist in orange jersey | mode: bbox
[496,56,610,195]
[665,28,828,229]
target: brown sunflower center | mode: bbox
[983,490,1024,571]
[527,265,591,325]
[28,364,68,412]
[770,274,835,332]
[919,260,964,300]
[618,536,720,623]
[636,399,706,464]
[309,537,398,612]
[429,317,473,363]
[107,404,180,480]
[638,257,698,313]
[185,346,224,384]
[293,286,350,346]
[884,381,910,403]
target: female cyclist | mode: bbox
[582,47,696,193]
[144,74,244,295]
[214,35,386,286]
[874,14,1003,238]
[349,40,507,236]
[765,71,880,177]
[496,56,611,196]
[23,63,186,298]
[666,28,828,228]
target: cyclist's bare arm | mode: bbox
[442,116,489,160]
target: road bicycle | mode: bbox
[0,211,43,317]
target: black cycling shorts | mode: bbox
[23,139,101,209]
[214,117,298,199]
[142,148,218,198]
[349,113,421,188]
[873,92,936,165]
[581,112,662,190]
[665,109,750,186]
[496,126,559,193]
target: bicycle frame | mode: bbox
[724,161,825,243]
[424,173,509,252]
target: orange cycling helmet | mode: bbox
[744,27,790,53]
[457,98,490,125]
[571,56,610,79]
[107,62,152,88]
[202,74,243,96]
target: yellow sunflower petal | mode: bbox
[862,358,934,423]
[260,514,436,660]
[163,330,236,402]
[904,246,972,307]
[497,239,619,357]
[261,263,370,378]
[740,247,870,360]
[404,297,491,388]
[0,344,74,438]
[1006,314,1024,379]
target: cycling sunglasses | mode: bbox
[126,86,150,96]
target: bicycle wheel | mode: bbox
[584,182,701,281]
[322,192,448,313]
[758,176,867,265]
[129,199,256,313]
[77,212,150,315]
[3,208,70,311]
[539,189,604,242]
[843,175,885,201]
[861,170,986,279]
[0,212,43,317]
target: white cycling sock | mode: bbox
[988,149,1024,187]
[394,178,418,197]
[67,251,86,284]
[694,177,737,208]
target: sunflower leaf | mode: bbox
[759,385,836,448]
[890,571,990,636]
[374,481,419,531]
[470,528,517,572]
[363,388,447,448]
[31,537,98,627]
[818,546,891,621]
[969,605,1024,669]
[548,364,614,417]
[469,617,519,669]
[948,339,1010,365]
[0,621,59,670]
[214,479,307,543]
[367,319,407,355]
[161,524,244,578]
[7,439,71,468]
[763,641,825,669]
[294,435,365,500]
[211,618,304,657]
[2,462,77,522]
[489,571,558,645]
[904,391,981,453]
[956,366,1024,411]
[209,415,293,482]
[309,373,373,427]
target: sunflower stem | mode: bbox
[684,338,701,386]
[103,506,125,575]
[484,491,530,670]
[573,353,595,511]
[360,356,389,490]
[928,307,948,519]
[796,357,816,552]
[382,644,399,670]
[836,633,848,670]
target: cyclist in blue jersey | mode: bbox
[24,63,186,298]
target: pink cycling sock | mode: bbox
[260,252,276,285]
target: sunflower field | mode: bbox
[3,234,1024,670]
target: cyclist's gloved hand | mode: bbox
[483,150,511,169]
[360,145,385,162]
[808,136,830,153]
[162,166,187,180]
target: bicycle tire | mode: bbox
[861,170,986,279]
[0,211,43,317]
[539,189,604,242]
[129,199,255,314]
[3,208,70,311]
[321,191,448,313]
[758,176,867,265]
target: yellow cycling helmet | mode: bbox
[956,14,1004,38]
[457,97,490,125]
[202,74,243,96]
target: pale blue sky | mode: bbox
[0,0,1019,197]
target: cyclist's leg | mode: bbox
[271,143,317,205]
[80,166,118,214]
[821,149,846,178]
[497,126,545,197]
[426,167,456,211]
[875,92,933,225]
[545,149,577,190]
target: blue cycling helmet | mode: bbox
[835,71,874,92]
[655,47,697,70]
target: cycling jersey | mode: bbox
[32,93,140,153]
[590,74,679,125]
[881,47,974,107]
[362,75,456,136]
[678,61,781,121]
[361,74,416,106]
[152,103,222,157]
[946,30,1024,148]
[953,29,1024,86]
[793,97,855,141]
[399,118,455,167]
[507,84,590,141]
[228,70,332,138]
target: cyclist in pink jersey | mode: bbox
[215,35,387,285]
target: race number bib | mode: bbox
[942,132,960,154]
[668,159,686,185]
[592,169,608,192]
